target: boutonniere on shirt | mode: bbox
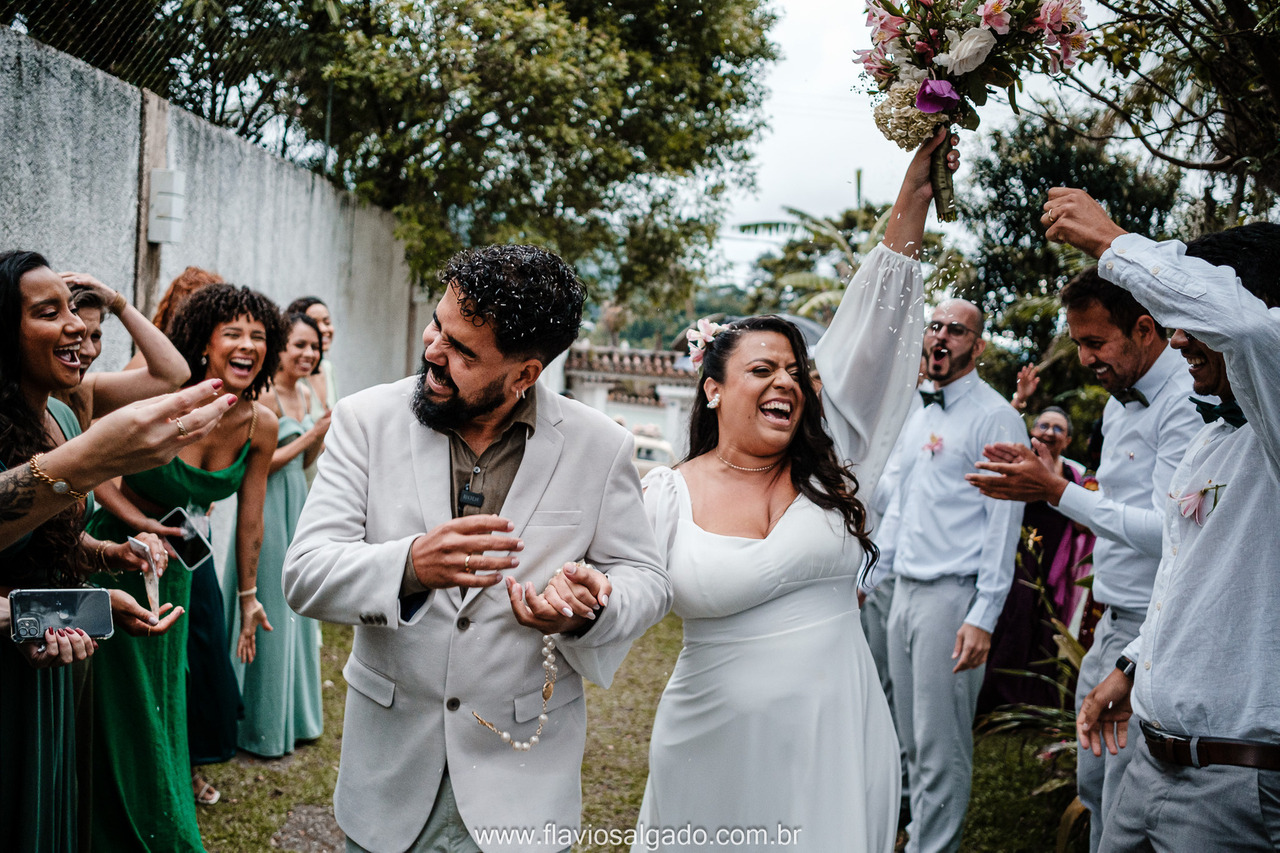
[923,433,944,457]
[1170,480,1226,526]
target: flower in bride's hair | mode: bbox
[686,318,728,368]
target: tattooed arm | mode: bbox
[2,380,235,551]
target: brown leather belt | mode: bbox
[1141,721,1280,771]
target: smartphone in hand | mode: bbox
[158,507,213,573]
[9,588,114,642]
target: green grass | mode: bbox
[197,615,1087,852]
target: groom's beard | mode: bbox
[411,355,506,433]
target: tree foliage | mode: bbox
[742,204,966,321]
[957,113,1183,458]
[1053,0,1280,224]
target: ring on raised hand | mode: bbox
[464,554,472,572]
[175,417,189,438]
[1048,209,1058,224]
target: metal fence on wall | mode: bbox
[1,0,337,162]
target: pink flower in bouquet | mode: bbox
[914,40,936,61]
[978,0,1012,34]
[867,3,907,44]
[1053,27,1091,71]
[856,45,896,84]
[915,79,961,113]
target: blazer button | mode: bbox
[446,697,461,711]
[456,617,471,631]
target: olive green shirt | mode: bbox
[401,389,538,595]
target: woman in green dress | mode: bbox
[224,312,330,756]
[0,251,176,853]
[86,284,282,848]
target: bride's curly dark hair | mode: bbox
[686,315,878,564]
[0,249,87,587]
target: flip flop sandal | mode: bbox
[193,774,221,806]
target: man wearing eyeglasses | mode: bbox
[967,268,1202,850]
[865,299,1027,853]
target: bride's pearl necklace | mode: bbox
[716,450,779,473]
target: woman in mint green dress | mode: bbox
[86,284,282,848]
[224,312,330,756]
[0,252,174,853]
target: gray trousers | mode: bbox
[1076,606,1145,852]
[888,575,985,853]
[1100,738,1280,852]
[862,574,909,796]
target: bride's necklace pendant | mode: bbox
[716,450,779,473]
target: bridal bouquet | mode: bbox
[857,0,1091,221]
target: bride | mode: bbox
[631,132,954,852]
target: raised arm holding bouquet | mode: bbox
[858,0,1091,220]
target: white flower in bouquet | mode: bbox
[934,26,998,75]
[874,81,950,151]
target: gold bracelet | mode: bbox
[94,541,122,576]
[109,290,128,315]
[29,453,88,501]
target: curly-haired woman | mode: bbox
[86,284,282,849]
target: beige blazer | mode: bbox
[283,377,671,853]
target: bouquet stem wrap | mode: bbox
[930,127,957,222]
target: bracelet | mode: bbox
[29,452,88,501]
[108,290,128,315]
[238,587,258,598]
[94,541,121,576]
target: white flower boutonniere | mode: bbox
[1170,480,1226,527]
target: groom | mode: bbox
[283,245,671,853]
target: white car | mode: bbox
[632,435,676,477]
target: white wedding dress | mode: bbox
[633,244,925,852]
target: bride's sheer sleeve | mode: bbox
[641,466,682,565]
[814,243,925,498]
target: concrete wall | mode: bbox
[0,25,415,389]
[0,28,142,370]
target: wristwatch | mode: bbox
[1115,655,1137,680]
[29,452,88,501]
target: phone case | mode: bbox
[158,506,213,572]
[9,588,115,642]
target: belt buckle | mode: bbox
[1141,722,1201,767]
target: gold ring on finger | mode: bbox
[175,417,189,438]
[464,554,472,572]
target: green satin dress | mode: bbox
[0,398,83,853]
[222,407,323,757]
[85,441,251,852]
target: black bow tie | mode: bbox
[1112,387,1149,407]
[1190,397,1247,428]
[920,389,945,409]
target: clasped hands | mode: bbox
[410,514,610,635]
[964,440,1069,505]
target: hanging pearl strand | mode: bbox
[473,633,558,752]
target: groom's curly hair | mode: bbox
[439,245,585,365]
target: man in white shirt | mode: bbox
[868,299,1027,853]
[966,268,1201,849]
[1046,194,1280,850]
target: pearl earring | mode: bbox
[200,355,208,366]
[707,393,721,409]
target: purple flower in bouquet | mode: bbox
[915,79,961,114]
